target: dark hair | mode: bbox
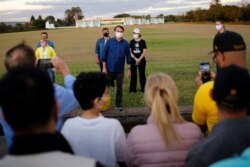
[5,43,36,71]
[0,67,55,131]
[102,27,109,31]
[41,32,48,37]
[212,65,250,110]
[73,72,110,110]
[114,25,124,32]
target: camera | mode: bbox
[200,62,211,83]
[37,59,53,69]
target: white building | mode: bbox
[45,21,55,29]
[75,17,164,28]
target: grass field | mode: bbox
[0,23,249,108]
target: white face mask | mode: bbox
[216,24,222,31]
[115,32,123,38]
[133,34,139,39]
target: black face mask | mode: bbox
[103,33,109,37]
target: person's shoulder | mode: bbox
[174,122,203,138]
[4,151,97,167]
[47,151,97,166]
[48,40,54,44]
[63,117,80,126]
[197,81,214,94]
[47,45,55,50]
[175,121,201,130]
[102,116,122,126]
[97,37,103,42]
[36,46,43,50]
[129,123,151,135]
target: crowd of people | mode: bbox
[0,21,250,167]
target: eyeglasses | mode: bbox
[212,51,223,64]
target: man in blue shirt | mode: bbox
[36,31,55,49]
[0,43,78,148]
[102,25,131,111]
[95,27,110,71]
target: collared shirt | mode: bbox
[36,40,55,49]
[101,37,131,73]
[0,133,104,167]
[9,133,73,155]
[95,37,109,59]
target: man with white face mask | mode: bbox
[102,25,131,111]
[129,28,147,93]
[215,20,226,34]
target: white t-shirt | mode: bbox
[61,115,126,167]
[0,151,96,167]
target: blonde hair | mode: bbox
[144,73,185,148]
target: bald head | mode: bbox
[216,50,246,69]
[5,43,36,71]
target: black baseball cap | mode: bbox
[212,65,250,109]
[209,31,246,54]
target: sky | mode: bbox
[0,0,249,22]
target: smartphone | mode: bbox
[200,62,211,83]
[37,59,54,69]
[200,62,210,72]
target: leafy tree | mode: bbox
[164,15,177,22]
[55,18,66,27]
[65,7,84,26]
[30,15,36,23]
[206,4,224,21]
[145,14,151,19]
[0,22,7,33]
[114,13,131,18]
[242,4,250,21]
[45,15,55,23]
[193,8,207,22]
[156,14,164,18]
[223,5,243,22]
[212,0,221,6]
[185,11,194,21]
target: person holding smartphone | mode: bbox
[192,31,247,135]
[35,39,57,82]
[129,28,147,93]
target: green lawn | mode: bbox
[0,23,249,108]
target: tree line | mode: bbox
[0,1,250,33]
[114,1,250,23]
[165,2,250,22]
[0,7,84,33]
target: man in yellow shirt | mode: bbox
[192,81,218,134]
[192,31,247,135]
[35,39,57,81]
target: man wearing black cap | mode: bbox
[192,31,247,135]
[186,65,250,167]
